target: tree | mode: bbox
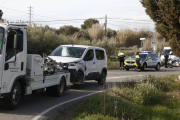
[58,25,80,36]
[81,19,99,29]
[0,10,3,21]
[140,0,180,56]
[107,28,117,38]
[77,29,90,40]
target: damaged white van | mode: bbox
[49,45,107,85]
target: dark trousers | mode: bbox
[119,58,124,67]
[136,60,140,69]
[165,59,168,68]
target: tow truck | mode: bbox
[0,23,71,109]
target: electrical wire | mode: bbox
[108,17,152,22]
[32,18,105,22]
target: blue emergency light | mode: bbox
[139,51,151,53]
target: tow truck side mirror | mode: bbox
[4,63,9,70]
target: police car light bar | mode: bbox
[139,51,151,53]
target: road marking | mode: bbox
[31,74,144,120]
[31,89,108,120]
[107,75,144,79]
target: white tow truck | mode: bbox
[0,23,71,109]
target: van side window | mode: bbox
[84,49,94,61]
[95,49,105,60]
[6,31,23,61]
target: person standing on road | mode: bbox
[164,52,169,68]
[118,50,125,70]
[135,52,141,72]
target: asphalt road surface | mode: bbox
[0,67,180,120]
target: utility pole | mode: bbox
[104,14,107,37]
[28,6,33,25]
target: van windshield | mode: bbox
[0,28,4,53]
[161,49,173,55]
[50,46,86,58]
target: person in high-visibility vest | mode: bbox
[135,52,141,72]
[118,50,125,70]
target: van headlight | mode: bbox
[69,62,76,66]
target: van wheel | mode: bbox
[7,81,22,110]
[98,71,106,85]
[54,77,66,97]
[77,71,84,83]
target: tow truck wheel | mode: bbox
[54,77,66,97]
[98,71,106,85]
[8,81,22,110]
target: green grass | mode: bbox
[107,61,119,70]
[72,75,180,120]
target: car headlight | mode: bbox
[69,62,76,66]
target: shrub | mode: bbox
[58,25,80,36]
[107,28,117,38]
[77,29,90,40]
[88,24,105,41]
[132,81,163,105]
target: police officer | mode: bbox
[118,51,125,70]
[164,52,169,68]
[135,52,141,72]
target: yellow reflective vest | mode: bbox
[118,52,125,58]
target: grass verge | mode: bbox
[71,75,180,120]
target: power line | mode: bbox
[32,18,105,22]
[108,18,152,22]
[0,6,28,14]
[108,20,155,25]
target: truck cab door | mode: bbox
[1,30,25,93]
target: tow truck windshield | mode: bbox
[50,46,86,58]
[0,28,4,53]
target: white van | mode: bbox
[161,47,176,61]
[49,45,107,85]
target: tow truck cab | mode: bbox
[0,23,71,110]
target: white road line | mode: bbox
[31,74,144,120]
[107,75,144,79]
[31,89,108,120]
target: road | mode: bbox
[0,67,180,120]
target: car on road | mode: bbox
[124,51,161,71]
[49,45,107,85]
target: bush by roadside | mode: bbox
[71,75,180,120]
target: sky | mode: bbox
[0,0,155,31]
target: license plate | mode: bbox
[128,64,133,66]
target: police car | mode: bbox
[124,51,161,71]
